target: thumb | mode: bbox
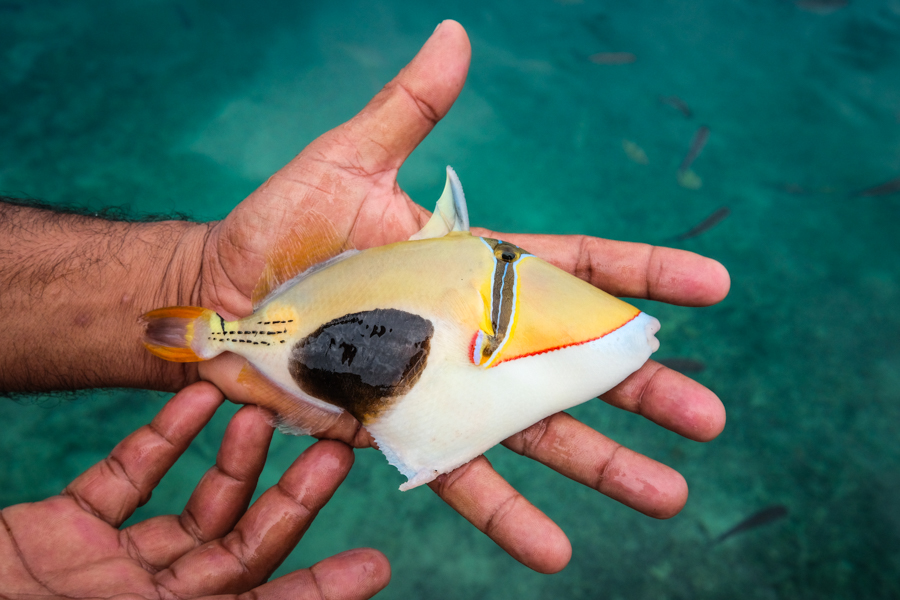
[310,20,471,174]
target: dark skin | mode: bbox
[0,383,391,599]
[0,20,729,579]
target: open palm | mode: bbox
[188,21,730,574]
[0,383,388,599]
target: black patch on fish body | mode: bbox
[288,309,433,423]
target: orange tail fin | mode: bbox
[141,306,215,362]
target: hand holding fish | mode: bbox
[179,21,729,572]
[0,20,730,575]
[0,383,391,600]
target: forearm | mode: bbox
[0,201,209,393]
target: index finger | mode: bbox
[63,382,224,527]
[473,230,731,307]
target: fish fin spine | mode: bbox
[409,166,470,240]
[141,306,218,363]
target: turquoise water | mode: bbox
[2,0,899,597]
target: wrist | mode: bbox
[132,220,212,391]
[0,203,211,393]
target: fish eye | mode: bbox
[494,242,520,263]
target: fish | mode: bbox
[674,207,730,241]
[173,5,193,29]
[676,169,703,190]
[658,95,693,118]
[588,52,637,65]
[141,167,661,491]
[795,0,848,15]
[714,505,788,544]
[657,357,705,374]
[679,125,710,175]
[851,176,900,198]
[767,182,811,195]
[676,126,709,190]
[622,139,649,164]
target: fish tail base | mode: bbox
[141,306,216,362]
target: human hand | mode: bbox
[0,383,389,599]
[186,21,729,574]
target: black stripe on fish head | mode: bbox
[478,237,532,365]
[288,308,434,423]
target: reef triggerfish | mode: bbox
[142,167,661,490]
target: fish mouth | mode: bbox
[645,315,661,353]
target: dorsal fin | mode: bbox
[251,209,354,309]
[409,166,470,241]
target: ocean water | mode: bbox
[2,0,899,598]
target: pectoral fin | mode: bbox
[409,166,470,240]
[237,363,344,435]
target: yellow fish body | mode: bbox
[143,168,660,490]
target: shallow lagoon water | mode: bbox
[2,1,899,597]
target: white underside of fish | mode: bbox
[372,312,660,490]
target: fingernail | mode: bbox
[433,21,443,34]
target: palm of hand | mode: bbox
[4,496,168,596]
[187,21,730,574]
[0,384,387,599]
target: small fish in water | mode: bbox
[675,207,730,241]
[851,176,900,198]
[173,5,193,29]
[677,169,703,190]
[659,95,693,118]
[589,52,637,65]
[677,126,710,189]
[622,139,649,165]
[679,126,709,172]
[715,505,788,544]
[657,357,705,373]
[795,0,848,15]
[142,167,661,491]
[767,182,811,195]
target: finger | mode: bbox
[429,456,572,574]
[503,412,689,519]
[155,440,355,596]
[234,548,391,600]
[322,19,471,174]
[199,354,377,449]
[602,359,727,442]
[123,404,274,569]
[472,229,731,307]
[63,382,224,527]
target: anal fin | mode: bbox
[237,363,343,436]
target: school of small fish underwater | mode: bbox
[1,0,898,598]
